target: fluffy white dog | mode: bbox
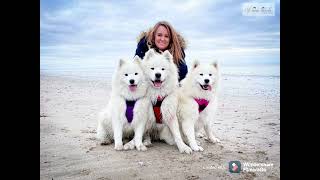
[176,60,221,152]
[140,49,193,154]
[96,56,150,151]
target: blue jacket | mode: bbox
[134,35,188,82]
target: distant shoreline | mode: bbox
[40,63,280,80]
[40,71,280,82]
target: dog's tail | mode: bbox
[96,107,113,143]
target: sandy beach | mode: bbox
[40,73,280,180]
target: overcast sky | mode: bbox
[40,0,280,68]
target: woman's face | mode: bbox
[155,25,170,51]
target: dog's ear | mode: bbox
[211,60,219,70]
[133,55,142,65]
[163,50,173,61]
[144,48,156,61]
[163,50,173,63]
[118,59,125,68]
[192,60,200,70]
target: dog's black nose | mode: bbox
[204,79,209,84]
[155,73,161,78]
[129,79,135,84]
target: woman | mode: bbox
[135,21,188,81]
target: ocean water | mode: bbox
[40,59,280,80]
[220,64,279,77]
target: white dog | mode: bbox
[96,56,150,151]
[176,60,221,152]
[140,49,193,154]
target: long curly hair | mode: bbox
[146,21,185,64]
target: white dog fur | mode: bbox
[176,60,221,152]
[140,49,193,154]
[96,56,150,151]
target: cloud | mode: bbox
[41,0,280,70]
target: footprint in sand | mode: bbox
[61,127,70,133]
[79,169,91,176]
[255,150,268,159]
[81,129,96,134]
[40,114,48,117]
[97,177,111,180]
[186,175,200,180]
[266,122,278,126]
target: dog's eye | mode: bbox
[135,73,138,75]
[209,74,212,76]
[200,73,203,76]
[125,74,128,76]
[162,68,165,71]
[151,68,154,70]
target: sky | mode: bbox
[40,0,280,71]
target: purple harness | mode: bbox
[125,100,137,123]
[194,98,209,112]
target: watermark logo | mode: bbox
[242,3,275,16]
[229,161,241,173]
[242,162,274,172]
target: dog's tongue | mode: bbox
[154,82,162,87]
[129,85,137,92]
[208,85,212,91]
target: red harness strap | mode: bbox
[194,98,209,113]
[153,96,165,124]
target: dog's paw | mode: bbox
[179,144,193,154]
[196,140,201,146]
[143,139,152,147]
[196,132,205,138]
[208,136,220,143]
[136,144,148,151]
[114,144,124,151]
[123,141,135,150]
[191,144,204,152]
